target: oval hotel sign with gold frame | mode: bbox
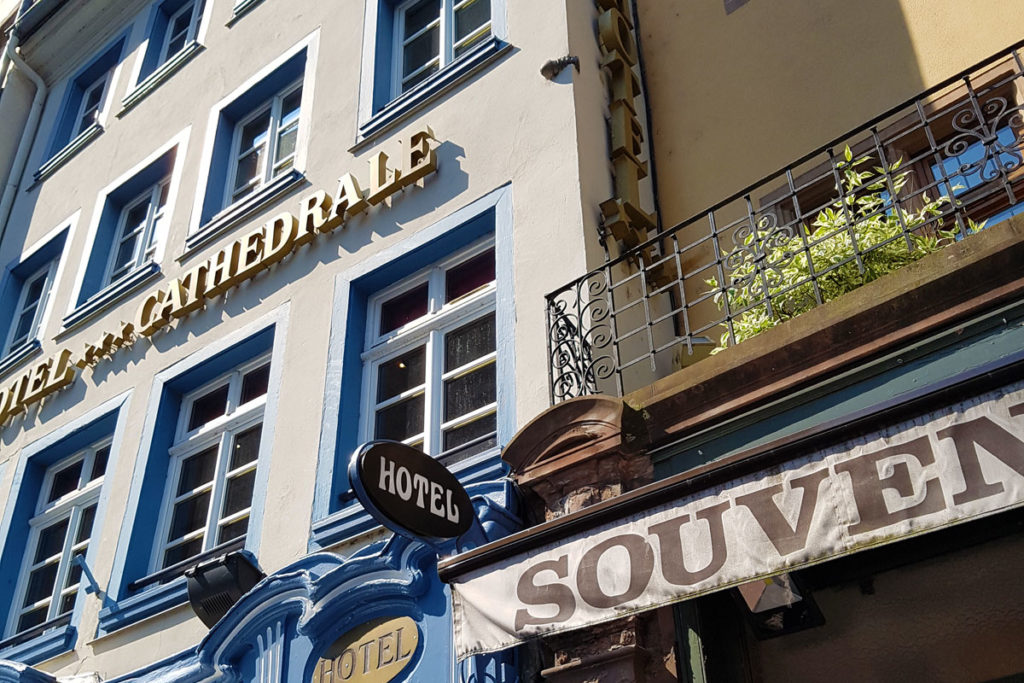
[311,616,419,683]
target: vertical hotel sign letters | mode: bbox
[596,0,656,251]
[0,127,439,427]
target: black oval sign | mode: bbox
[349,441,474,540]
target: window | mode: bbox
[226,81,302,206]
[72,74,110,139]
[0,227,67,363]
[192,43,310,234]
[0,400,122,663]
[127,0,208,106]
[357,0,505,140]
[4,261,56,356]
[97,323,278,636]
[362,242,497,463]
[155,356,270,572]
[68,143,178,321]
[393,0,491,96]
[9,442,108,638]
[105,178,169,287]
[158,0,204,65]
[41,36,125,175]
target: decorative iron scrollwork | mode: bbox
[943,95,1024,182]
[547,273,616,402]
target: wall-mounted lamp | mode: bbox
[185,550,266,628]
[541,55,580,80]
[734,573,824,639]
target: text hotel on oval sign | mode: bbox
[449,379,1024,659]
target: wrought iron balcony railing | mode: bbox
[547,41,1024,403]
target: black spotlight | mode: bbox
[185,550,266,628]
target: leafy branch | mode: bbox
[707,147,980,351]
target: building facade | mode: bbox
[0,0,628,680]
[440,1,1024,682]
[5,1,1024,682]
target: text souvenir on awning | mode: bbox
[449,380,1024,659]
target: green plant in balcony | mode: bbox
[707,147,979,351]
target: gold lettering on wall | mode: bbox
[594,0,656,252]
[0,127,440,428]
[311,616,419,683]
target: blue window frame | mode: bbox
[195,47,308,232]
[99,320,281,635]
[68,147,176,321]
[139,0,207,80]
[0,228,67,366]
[122,0,210,111]
[357,0,507,140]
[0,398,126,664]
[311,187,514,548]
[42,36,126,169]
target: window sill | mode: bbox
[181,169,305,258]
[120,42,205,115]
[0,339,42,379]
[226,0,265,26]
[354,37,511,149]
[96,577,187,637]
[0,621,75,665]
[34,123,104,183]
[60,262,162,336]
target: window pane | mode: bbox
[379,283,428,335]
[76,504,97,544]
[223,470,255,517]
[177,446,218,495]
[403,27,439,78]
[403,62,438,91]
[232,148,263,197]
[23,273,47,308]
[24,563,58,606]
[454,0,490,43]
[163,537,204,568]
[12,308,36,345]
[274,125,298,168]
[375,394,425,441]
[404,0,440,38]
[168,491,210,542]
[229,424,262,469]
[58,592,77,616]
[445,314,496,371]
[446,249,495,302]
[48,462,83,503]
[188,385,229,431]
[444,362,496,420]
[34,520,69,563]
[65,561,82,591]
[280,87,302,127]
[377,346,426,402]
[218,517,248,544]
[443,412,497,458]
[240,364,270,404]
[90,446,109,481]
[17,606,49,633]
[111,234,140,276]
[239,111,271,151]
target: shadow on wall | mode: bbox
[638,0,926,225]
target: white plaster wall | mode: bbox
[0,0,606,677]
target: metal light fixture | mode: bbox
[734,573,824,639]
[185,550,266,628]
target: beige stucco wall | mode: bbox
[0,0,612,676]
[638,0,1024,227]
